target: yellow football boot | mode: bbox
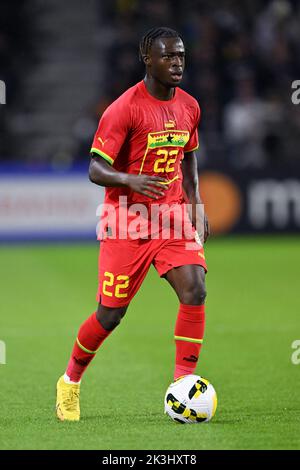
[56,376,80,421]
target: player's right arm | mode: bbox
[89,97,167,199]
[89,156,167,199]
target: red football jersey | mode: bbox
[91,80,200,208]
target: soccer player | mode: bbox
[56,27,209,421]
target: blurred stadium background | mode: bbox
[0,0,300,450]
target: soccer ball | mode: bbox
[164,374,217,424]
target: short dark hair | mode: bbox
[139,27,181,61]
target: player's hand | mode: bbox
[197,212,210,243]
[126,174,168,199]
[188,204,210,243]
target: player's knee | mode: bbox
[180,280,206,305]
[97,311,122,330]
[96,305,127,331]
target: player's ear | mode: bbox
[143,54,151,66]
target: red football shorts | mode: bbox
[96,230,207,308]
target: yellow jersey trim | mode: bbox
[184,145,199,153]
[91,147,114,165]
[160,175,179,185]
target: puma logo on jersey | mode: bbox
[164,120,176,129]
[97,136,108,146]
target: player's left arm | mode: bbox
[182,151,210,243]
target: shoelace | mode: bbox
[61,387,80,412]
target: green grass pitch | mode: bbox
[0,236,299,450]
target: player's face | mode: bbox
[147,37,185,87]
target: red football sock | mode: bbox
[66,312,113,382]
[174,304,205,380]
